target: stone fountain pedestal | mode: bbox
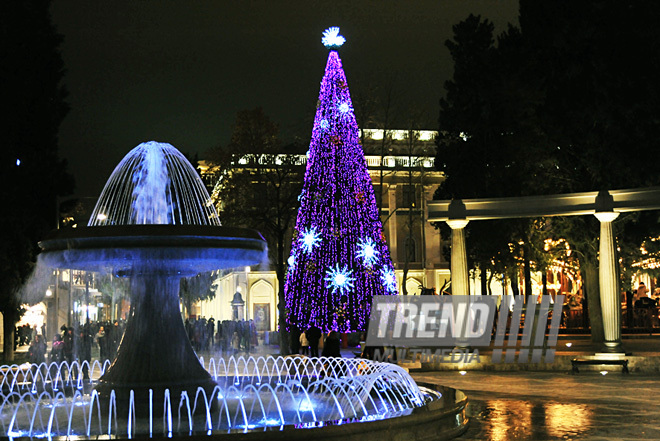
[95,274,217,411]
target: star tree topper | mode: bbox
[322,27,345,49]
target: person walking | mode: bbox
[321,331,341,358]
[63,327,74,364]
[299,330,310,356]
[80,322,93,380]
[231,331,240,355]
[306,326,322,357]
[28,334,47,365]
[96,326,108,361]
[289,326,301,355]
[28,334,47,381]
[637,282,650,299]
[50,334,64,363]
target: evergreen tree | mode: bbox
[436,2,660,341]
[519,0,660,192]
[516,0,660,342]
[284,28,397,333]
[435,15,541,297]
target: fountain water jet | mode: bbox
[38,141,267,406]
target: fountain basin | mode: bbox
[39,225,267,276]
[0,357,468,440]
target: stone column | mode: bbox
[423,187,442,267]
[594,210,622,353]
[388,185,398,262]
[447,217,470,347]
[446,219,470,297]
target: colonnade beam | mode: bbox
[428,186,660,222]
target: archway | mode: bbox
[249,279,274,332]
[405,277,422,296]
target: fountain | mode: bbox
[38,141,266,406]
[0,142,468,439]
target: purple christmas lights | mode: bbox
[284,29,397,333]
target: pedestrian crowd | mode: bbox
[16,323,50,351]
[25,317,347,373]
[184,317,259,355]
[290,326,342,358]
[34,320,126,367]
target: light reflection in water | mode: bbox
[479,400,593,440]
[545,402,592,438]
[485,400,533,441]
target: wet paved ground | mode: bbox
[412,370,660,440]
[8,335,660,439]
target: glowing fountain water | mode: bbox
[0,356,434,438]
[37,141,267,406]
[2,141,468,439]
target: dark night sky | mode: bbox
[51,1,519,197]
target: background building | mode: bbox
[196,128,449,332]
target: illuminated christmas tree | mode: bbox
[284,28,397,333]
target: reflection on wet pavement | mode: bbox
[412,371,660,440]
[471,400,593,440]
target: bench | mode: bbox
[571,358,629,374]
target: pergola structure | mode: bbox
[427,187,660,354]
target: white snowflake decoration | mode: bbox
[322,27,346,48]
[356,237,380,268]
[287,253,296,268]
[299,226,322,254]
[320,119,329,130]
[338,102,350,114]
[325,264,355,295]
[380,267,397,294]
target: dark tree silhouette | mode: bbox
[0,0,73,361]
[435,2,660,343]
[518,0,660,192]
[436,14,548,299]
[517,0,660,342]
[0,0,74,361]
[207,108,305,354]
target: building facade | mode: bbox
[196,129,450,331]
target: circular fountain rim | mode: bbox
[37,225,268,275]
[39,225,266,252]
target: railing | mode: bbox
[229,154,436,170]
[364,156,435,169]
[360,129,437,142]
[559,306,660,333]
